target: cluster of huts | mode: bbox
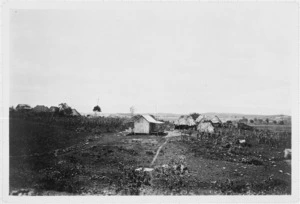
[13,104,81,116]
[174,114,223,133]
[131,114,226,135]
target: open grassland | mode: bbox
[249,124,291,132]
[9,112,291,195]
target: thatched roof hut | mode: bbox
[211,115,222,124]
[16,104,31,111]
[197,121,214,133]
[195,114,206,123]
[71,109,81,116]
[174,115,196,127]
[33,105,49,112]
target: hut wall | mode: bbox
[134,117,150,134]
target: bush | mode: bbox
[10,110,127,133]
[37,162,84,193]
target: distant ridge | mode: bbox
[80,112,291,124]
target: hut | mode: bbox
[210,115,223,127]
[33,105,49,112]
[174,115,196,129]
[71,109,81,116]
[133,114,164,134]
[195,114,206,123]
[197,121,214,133]
[16,104,32,111]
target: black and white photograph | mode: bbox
[1,1,299,201]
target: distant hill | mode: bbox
[202,112,291,123]
[80,112,291,124]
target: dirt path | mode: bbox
[150,138,170,166]
[150,131,183,166]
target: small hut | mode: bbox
[195,114,206,123]
[174,115,196,129]
[133,114,164,134]
[16,104,31,111]
[197,121,214,133]
[71,109,81,116]
[33,105,49,112]
[208,115,222,127]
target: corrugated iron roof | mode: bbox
[142,114,164,124]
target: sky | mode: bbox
[9,3,298,115]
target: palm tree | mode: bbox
[93,105,101,116]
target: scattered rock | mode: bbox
[54,149,59,157]
[10,189,34,196]
[135,167,154,172]
[284,149,291,159]
[162,164,169,169]
[239,139,246,144]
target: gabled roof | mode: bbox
[142,114,164,124]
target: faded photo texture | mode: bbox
[9,3,296,196]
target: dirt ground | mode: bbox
[9,119,291,195]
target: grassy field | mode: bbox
[249,124,291,132]
[9,112,291,195]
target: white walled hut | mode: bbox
[133,114,164,134]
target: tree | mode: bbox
[279,121,284,125]
[273,120,277,124]
[266,118,269,124]
[93,105,101,115]
[250,119,254,123]
[58,103,72,116]
[190,113,201,121]
[130,106,135,116]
